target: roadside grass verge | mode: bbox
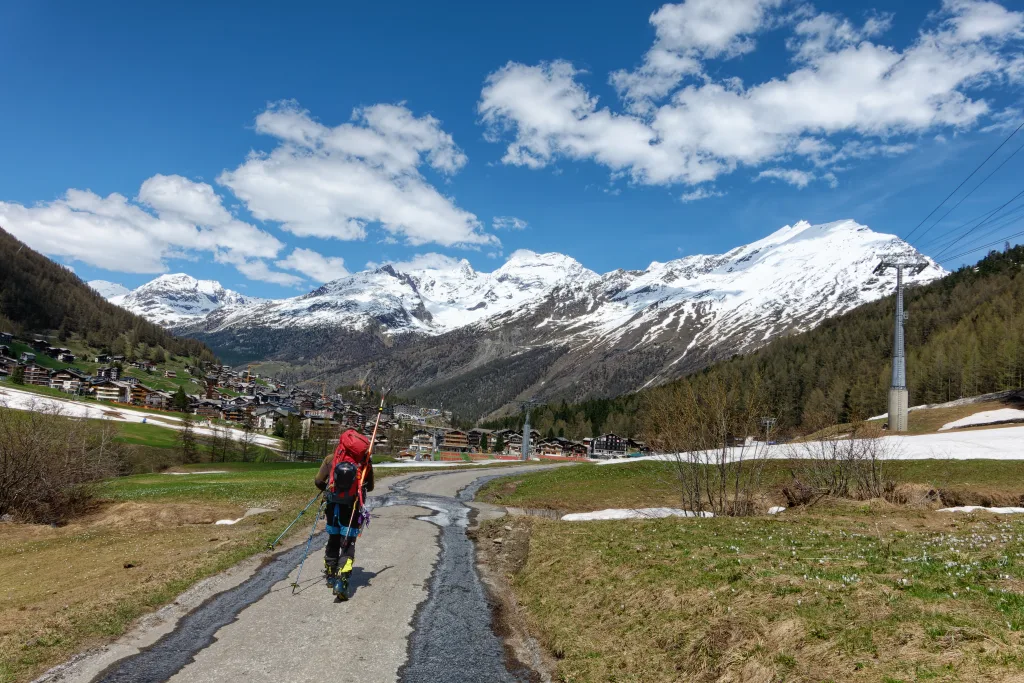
[0,461,449,683]
[478,459,1024,512]
[485,506,1024,682]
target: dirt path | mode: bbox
[37,466,558,683]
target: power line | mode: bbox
[939,224,1024,263]
[912,137,1024,248]
[903,120,1024,243]
[925,192,1024,254]
[934,186,1024,260]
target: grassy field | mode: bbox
[478,459,1024,512]
[484,506,1024,682]
[0,461,436,683]
[476,459,1024,681]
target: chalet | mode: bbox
[94,354,111,364]
[92,380,130,403]
[111,355,126,363]
[193,399,223,420]
[130,383,157,405]
[122,376,139,387]
[23,363,51,387]
[20,352,36,363]
[95,366,121,380]
[0,345,10,358]
[467,428,492,449]
[57,352,76,364]
[145,391,172,410]
[254,406,291,432]
[0,332,12,345]
[407,430,435,456]
[303,417,342,444]
[49,369,87,393]
[537,439,564,456]
[164,370,177,378]
[590,433,628,459]
[30,338,49,351]
[223,402,255,423]
[0,358,15,379]
[441,429,470,452]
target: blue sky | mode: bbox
[1,0,1023,296]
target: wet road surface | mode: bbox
[54,466,554,683]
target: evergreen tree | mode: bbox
[172,386,190,413]
[480,433,489,451]
[494,433,505,453]
[10,365,24,385]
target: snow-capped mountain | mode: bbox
[88,280,130,301]
[94,220,944,417]
[88,274,256,327]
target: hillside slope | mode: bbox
[487,245,1024,438]
[95,220,941,418]
[0,228,215,360]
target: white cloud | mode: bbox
[679,187,726,202]
[366,252,468,273]
[233,259,306,287]
[0,177,283,276]
[492,216,528,230]
[942,0,1024,42]
[219,101,497,248]
[611,0,785,110]
[757,168,816,188]
[480,0,1024,190]
[275,247,349,283]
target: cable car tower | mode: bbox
[874,260,929,432]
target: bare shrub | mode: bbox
[0,403,125,523]
[785,420,900,505]
[642,373,771,516]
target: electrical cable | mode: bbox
[904,120,1024,243]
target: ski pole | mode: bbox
[291,499,325,594]
[344,389,388,536]
[268,492,322,550]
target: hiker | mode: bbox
[314,428,375,599]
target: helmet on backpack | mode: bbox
[327,429,371,503]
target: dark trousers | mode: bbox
[324,501,359,569]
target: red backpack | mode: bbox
[327,429,371,504]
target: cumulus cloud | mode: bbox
[219,101,497,248]
[492,216,528,230]
[479,0,1024,190]
[275,247,349,283]
[611,0,784,110]
[233,258,306,287]
[0,176,283,276]
[679,187,726,202]
[757,168,816,188]
[365,252,468,273]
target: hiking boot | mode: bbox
[334,571,350,600]
[333,558,354,600]
[323,559,339,590]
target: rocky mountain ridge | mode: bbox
[91,220,944,418]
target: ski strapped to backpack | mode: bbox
[342,389,388,537]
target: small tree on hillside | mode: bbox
[178,415,199,464]
[10,366,24,385]
[238,416,257,463]
[172,386,190,413]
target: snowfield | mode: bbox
[938,408,1024,431]
[597,424,1024,465]
[0,385,282,449]
[561,507,715,521]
